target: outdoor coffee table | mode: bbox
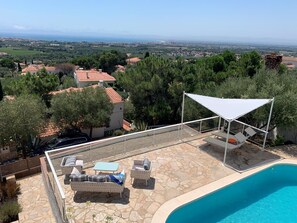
[93,162,119,174]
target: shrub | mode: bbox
[0,200,22,223]
[0,182,20,200]
[272,135,285,146]
[113,130,124,136]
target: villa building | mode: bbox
[49,85,123,138]
[126,57,141,65]
[74,69,116,88]
[21,64,57,75]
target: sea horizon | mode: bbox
[1,32,297,48]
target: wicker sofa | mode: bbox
[70,172,126,198]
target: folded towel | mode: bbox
[109,171,126,185]
[143,158,151,170]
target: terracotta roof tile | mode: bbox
[49,86,122,104]
[21,65,57,75]
[123,119,132,131]
[115,64,126,72]
[75,70,115,82]
[45,66,56,72]
[104,87,122,103]
[126,57,141,64]
[21,65,41,74]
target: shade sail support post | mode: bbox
[180,91,185,140]
[262,98,275,150]
[223,121,231,164]
[218,117,222,130]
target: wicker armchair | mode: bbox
[130,159,152,185]
[60,156,84,175]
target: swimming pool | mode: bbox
[166,164,297,223]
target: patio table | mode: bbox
[93,162,119,174]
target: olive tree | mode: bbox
[51,87,113,138]
[0,95,45,157]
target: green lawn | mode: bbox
[0,47,41,56]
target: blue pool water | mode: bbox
[166,164,297,223]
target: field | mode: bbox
[0,47,41,56]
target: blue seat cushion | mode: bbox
[143,158,151,170]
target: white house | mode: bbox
[49,85,123,138]
[21,65,57,75]
[74,69,116,88]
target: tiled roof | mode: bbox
[123,119,132,131]
[115,65,126,72]
[45,66,56,72]
[49,87,79,95]
[127,57,141,64]
[49,85,122,104]
[104,87,122,103]
[22,65,41,74]
[75,70,115,82]
[3,95,15,101]
[21,65,57,75]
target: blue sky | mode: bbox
[0,0,297,44]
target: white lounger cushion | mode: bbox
[204,137,244,150]
[234,132,247,143]
[212,131,247,143]
[245,127,256,137]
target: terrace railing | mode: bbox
[43,116,219,222]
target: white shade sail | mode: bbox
[185,93,273,122]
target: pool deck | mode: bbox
[17,139,295,223]
[152,159,297,223]
[60,137,283,223]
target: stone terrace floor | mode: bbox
[60,137,282,223]
[17,136,287,223]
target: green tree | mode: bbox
[0,95,45,157]
[51,87,113,138]
[238,51,262,77]
[215,69,297,131]
[118,56,183,125]
[210,55,226,73]
[71,56,96,70]
[99,50,127,74]
[61,75,76,89]
[55,63,75,76]
[123,100,135,121]
[0,58,15,71]
[0,80,3,101]
[4,68,59,98]
[17,63,22,72]
[221,50,237,66]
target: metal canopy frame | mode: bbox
[181,91,275,165]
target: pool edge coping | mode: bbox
[151,159,297,223]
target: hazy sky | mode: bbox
[0,0,296,44]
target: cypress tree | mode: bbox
[0,80,3,101]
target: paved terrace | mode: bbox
[58,136,281,223]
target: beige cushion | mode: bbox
[75,160,83,167]
[71,167,81,175]
[134,165,145,171]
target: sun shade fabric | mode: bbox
[185,93,272,122]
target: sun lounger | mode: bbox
[204,137,245,150]
[245,127,256,137]
[212,131,247,143]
